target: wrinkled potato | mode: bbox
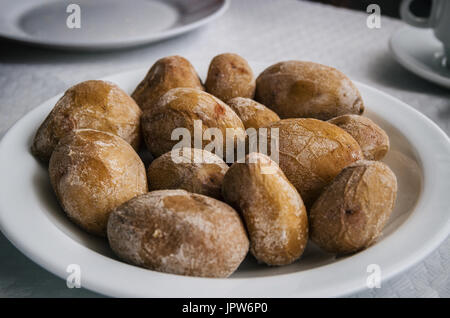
[310,160,397,254]
[107,190,249,278]
[32,80,142,162]
[255,61,364,120]
[266,118,363,207]
[222,153,308,265]
[49,129,148,236]
[328,115,389,161]
[205,53,255,102]
[132,56,204,110]
[147,147,229,200]
[227,97,280,130]
[141,87,246,160]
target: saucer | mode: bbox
[389,26,450,89]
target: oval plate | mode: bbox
[0,0,229,50]
[0,63,449,297]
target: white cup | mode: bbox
[401,0,450,65]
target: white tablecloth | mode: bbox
[0,0,449,298]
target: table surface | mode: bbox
[0,0,449,298]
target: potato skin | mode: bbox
[141,87,246,159]
[222,153,308,265]
[227,97,280,130]
[32,80,142,163]
[49,129,148,236]
[267,118,363,207]
[205,53,255,102]
[107,190,249,278]
[328,115,389,161]
[147,147,229,200]
[310,160,397,254]
[132,56,204,111]
[255,61,364,120]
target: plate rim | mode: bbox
[0,67,449,298]
[0,0,230,51]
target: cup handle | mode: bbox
[400,0,433,28]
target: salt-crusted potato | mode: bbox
[205,53,255,102]
[328,115,389,161]
[227,97,280,130]
[310,160,397,254]
[132,56,204,110]
[255,61,364,120]
[107,190,249,278]
[266,118,363,207]
[31,80,142,163]
[147,147,228,200]
[222,153,308,265]
[49,129,148,236]
[141,88,246,160]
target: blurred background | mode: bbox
[306,0,431,17]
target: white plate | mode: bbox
[0,63,449,298]
[0,0,229,50]
[390,26,450,89]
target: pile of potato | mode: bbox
[32,53,397,278]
